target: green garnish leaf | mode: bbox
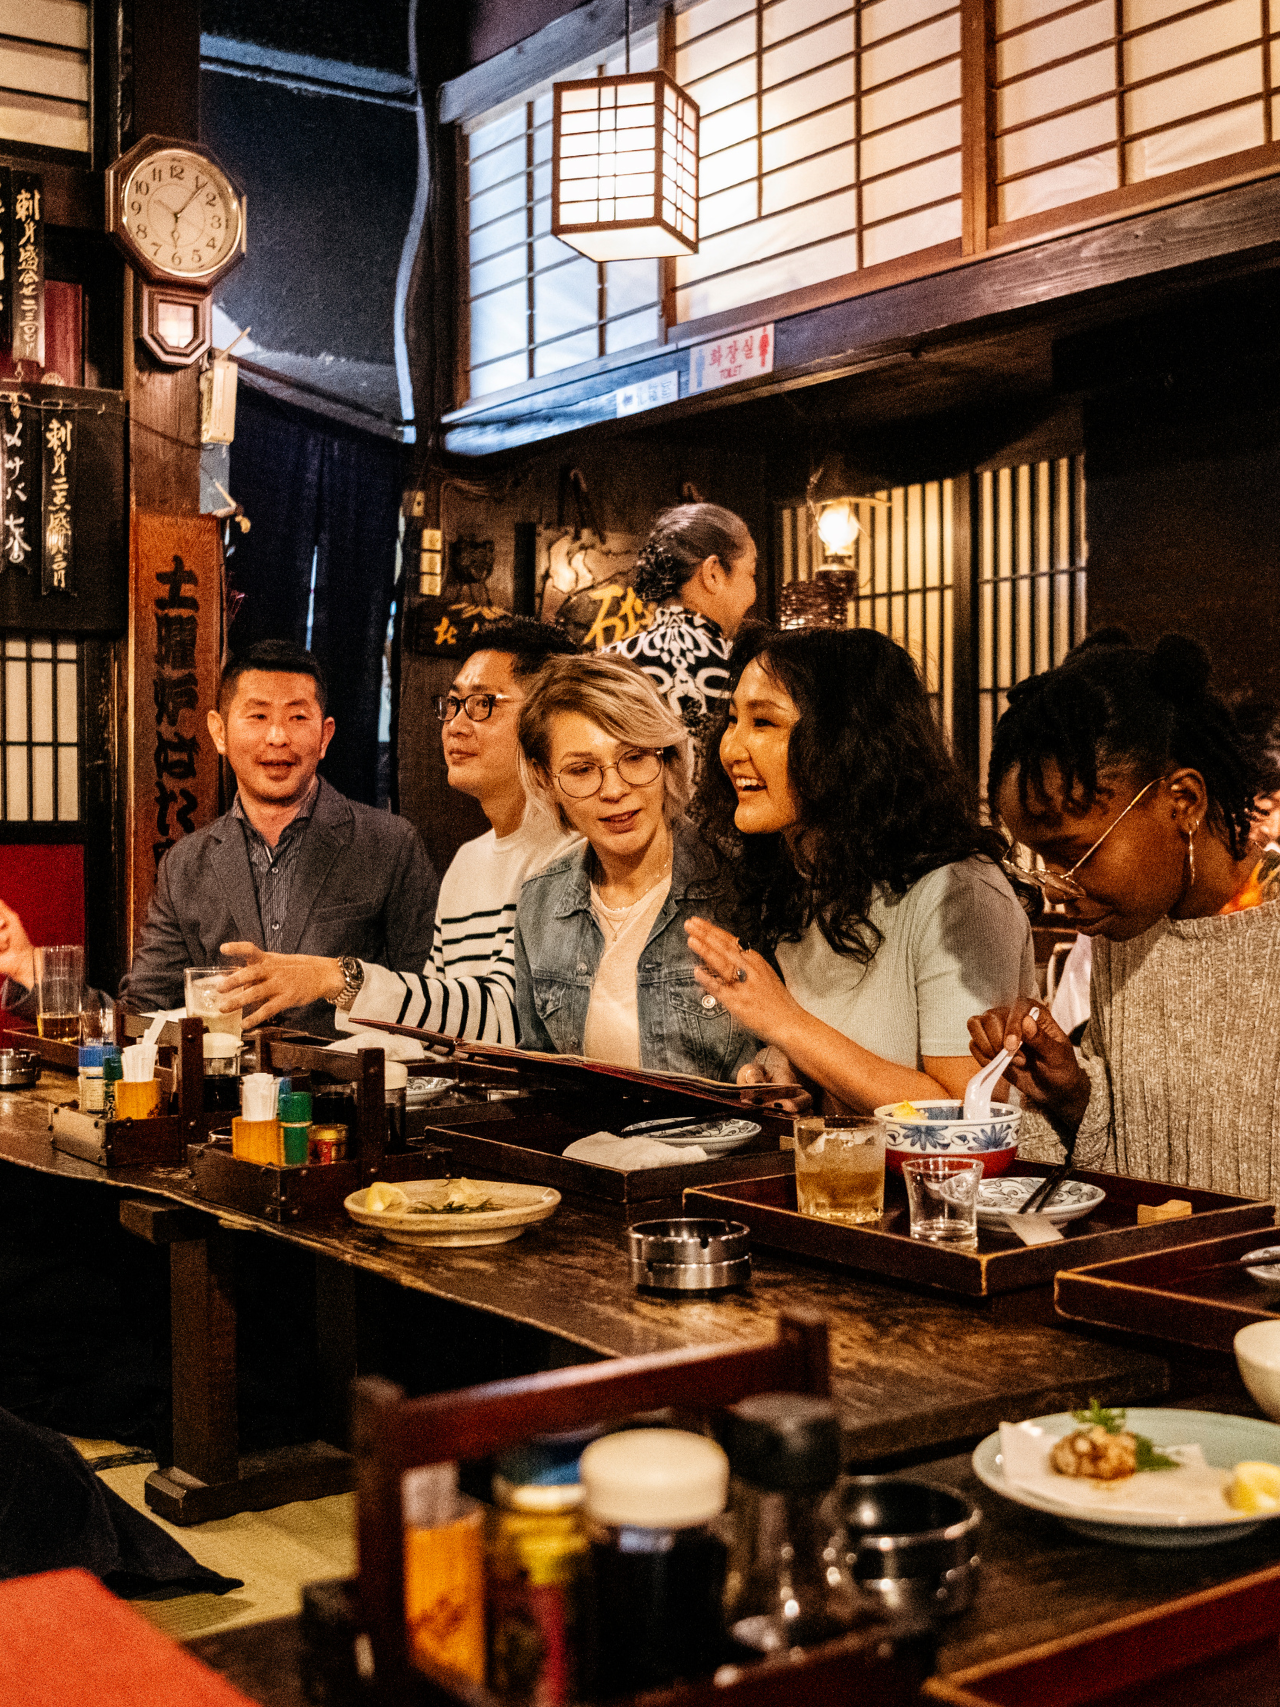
[1134,1436,1178,1471]
[1071,1399,1126,1433]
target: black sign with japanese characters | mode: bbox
[41,408,74,595]
[0,167,12,353]
[11,172,43,366]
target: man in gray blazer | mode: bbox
[0,642,437,1035]
[115,639,437,1035]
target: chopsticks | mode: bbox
[1019,1161,1070,1215]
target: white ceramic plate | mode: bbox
[619,1119,762,1154]
[1242,1247,1280,1292]
[976,1176,1107,1226]
[973,1409,1280,1546]
[344,1179,560,1247]
[404,1076,453,1106]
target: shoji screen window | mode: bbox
[995,0,1279,227]
[2,637,80,822]
[976,458,1087,796]
[0,0,90,154]
[465,34,664,401]
[779,483,955,736]
[674,0,963,324]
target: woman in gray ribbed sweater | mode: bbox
[968,636,1280,1200]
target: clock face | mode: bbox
[120,148,243,281]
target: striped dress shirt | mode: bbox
[231,781,319,943]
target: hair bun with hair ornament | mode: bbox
[1150,634,1212,703]
[632,537,684,602]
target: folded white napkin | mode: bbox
[998,1420,1235,1520]
[325,1029,426,1061]
[562,1130,709,1170]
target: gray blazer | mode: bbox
[120,779,438,1035]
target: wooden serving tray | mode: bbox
[683,1166,1274,1298]
[1055,1225,1280,1351]
[417,1091,793,1223]
[925,1560,1280,1706]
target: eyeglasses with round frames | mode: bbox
[555,749,665,800]
[434,692,514,724]
[1001,774,1167,904]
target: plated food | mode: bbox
[974,1406,1280,1546]
[345,1178,561,1248]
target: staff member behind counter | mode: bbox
[0,641,439,1036]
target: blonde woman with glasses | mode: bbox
[513,654,758,1078]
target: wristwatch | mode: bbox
[332,954,365,1011]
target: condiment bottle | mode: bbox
[486,1439,590,1706]
[102,1053,122,1120]
[277,1089,312,1166]
[579,1428,729,1698]
[78,1044,119,1114]
[403,1460,486,1682]
[722,1393,859,1654]
[385,1060,408,1152]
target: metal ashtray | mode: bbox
[628,1218,751,1292]
[841,1476,981,1621]
[0,1048,40,1088]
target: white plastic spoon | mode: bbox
[962,1004,1039,1121]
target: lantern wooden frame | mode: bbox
[552,69,699,262]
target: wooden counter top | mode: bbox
[0,1073,1190,1465]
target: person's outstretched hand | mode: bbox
[218,942,346,1027]
[967,998,1090,1132]
[736,1044,813,1114]
[0,899,35,991]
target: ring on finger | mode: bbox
[734,965,748,984]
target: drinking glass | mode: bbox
[34,945,84,1041]
[794,1115,886,1226]
[902,1157,983,1247]
[185,965,245,1039]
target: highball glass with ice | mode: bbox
[794,1116,887,1226]
[185,965,244,1038]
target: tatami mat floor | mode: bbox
[70,1438,355,1641]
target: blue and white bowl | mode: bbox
[873,1099,1020,1176]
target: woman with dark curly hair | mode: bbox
[969,636,1280,1199]
[606,503,758,747]
[684,626,1034,1112]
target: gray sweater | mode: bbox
[1020,898,1280,1201]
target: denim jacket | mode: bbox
[513,819,758,1081]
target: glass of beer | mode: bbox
[185,965,245,1039]
[794,1115,887,1226]
[34,944,84,1041]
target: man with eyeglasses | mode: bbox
[222,619,581,1041]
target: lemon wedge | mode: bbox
[1226,1461,1280,1513]
[888,1101,926,1121]
[364,1182,409,1214]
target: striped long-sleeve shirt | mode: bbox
[340,813,579,1044]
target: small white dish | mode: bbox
[1234,1319,1280,1421]
[1240,1247,1280,1293]
[619,1118,762,1154]
[973,1408,1280,1546]
[405,1076,453,1106]
[345,1179,560,1247]
[976,1175,1107,1227]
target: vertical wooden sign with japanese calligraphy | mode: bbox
[0,167,12,354]
[11,173,44,366]
[127,512,223,959]
[1,401,38,572]
[41,407,73,594]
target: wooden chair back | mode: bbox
[353,1310,831,1698]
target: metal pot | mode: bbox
[0,1048,39,1088]
[841,1476,981,1620]
[628,1218,751,1291]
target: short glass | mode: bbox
[34,944,84,1041]
[902,1156,983,1248]
[794,1115,886,1226]
[185,965,245,1039]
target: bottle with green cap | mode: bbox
[579,1427,729,1698]
[722,1393,860,1654]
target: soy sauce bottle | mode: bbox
[579,1429,729,1698]
[722,1393,860,1654]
